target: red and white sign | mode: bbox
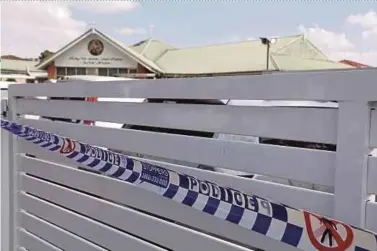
[60,138,76,155]
[304,211,354,251]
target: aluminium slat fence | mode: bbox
[2,69,377,251]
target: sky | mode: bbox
[1,1,377,66]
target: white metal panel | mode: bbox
[18,210,106,251]
[18,228,63,251]
[16,156,299,251]
[367,156,377,194]
[18,166,252,251]
[18,187,169,251]
[8,69,377,101]
[18,118,336,187]
[226,99,339,108]
[369,108,377,148]
[138,156,335,216]
[334,102,371,228]
[1,129,11,251]
[16,98,338,144]
[366,202,377,233]
[8,96,19,251]
[18,155,334,219]
[18,139,82,168]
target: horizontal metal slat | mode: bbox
[16,99,338,144]
[19,210,106,251]
[16,156,298,251]
[18,155,334,217]
[9,69,377,101]
[18,118,336,186]
[18,187,168,251]
[18,166,252,251]
[18,228,63,251]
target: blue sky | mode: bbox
[71,1,376,47]
[2,1,377,65]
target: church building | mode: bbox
[35,28,352,80]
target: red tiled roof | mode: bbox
[339,59,370,68]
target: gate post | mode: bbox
[2,96,20,251]
[334,101,371,228]
[1,98,11,251]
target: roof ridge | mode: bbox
[302,36,329,60]
[131,39,151,47]
[131,38,175,48]
[36,28,164,73]
[140,38,154,55]
[162,34,305,52]
[271,53,342,63]
[274,35,303,52]
[153,48,170,63]
[36,27,94,68]
[94,30,163,73]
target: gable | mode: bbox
[54,34,138,68]
[130,39,175,62]
[275,37,328,60]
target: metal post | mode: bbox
[1,98,10,251]
[334,101,371,228]
[2,94,20,251]
[266,42,270,70]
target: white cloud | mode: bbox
[224,36,258,43]
[298,24,354,51]
[298,24,377,66]
[246,37,257,41]
[71,1,140,14]
[0,1,140,58]
[115,27,147,36]
[332,50,377,65]
[1,1,87,58]
[347,10,377,38]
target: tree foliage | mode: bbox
[38,50,54,62]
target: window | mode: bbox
[66,67,76,76]
[56,67,66,76]
[119,68,129,74]
[130,68,137,74]
[98,68,108,76]
[76,68,86,75]
[87,68,98,75]
[108,68,118,76]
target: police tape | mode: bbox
[2,119,377,251]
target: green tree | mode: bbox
[38,50,54,62]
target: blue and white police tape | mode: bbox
[2,119,377,251]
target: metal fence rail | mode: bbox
[2,69,377,251]
[3,119,377,251]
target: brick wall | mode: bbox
[136,63,152,79]
[47,62,56,79]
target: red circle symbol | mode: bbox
[60,138,75,154]
[304,211,354,251]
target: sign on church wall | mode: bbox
[55,35,138,68]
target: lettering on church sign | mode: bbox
[68,56,124,66]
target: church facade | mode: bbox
[36,28,158,80]
[36,28,352,80]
